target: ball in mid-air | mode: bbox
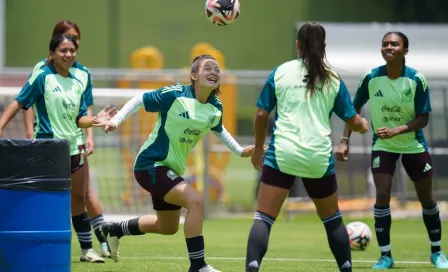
[346,221,372,251]
[205,0,240,26]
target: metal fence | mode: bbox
[0,68,447,217]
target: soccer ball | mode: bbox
[205,0,240,26]
[346,221,372,251]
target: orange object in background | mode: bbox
[116,47,177,206]
[115,44,238,207]
[184,43,238,204]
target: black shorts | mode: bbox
[260,165,337,199]
[371,151,433,181]
[70,145,86,173]
[134,167,183,211]
[70,154,84,174]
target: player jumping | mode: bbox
[96,54,254,272]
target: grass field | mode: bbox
[72,215,447,271]
[87,145,448,214]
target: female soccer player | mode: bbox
[336,31,448,269]
[23,20,110,259]
[0,34,116,263]
[245,22,369,272]
[97,54,253,272]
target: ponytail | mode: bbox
[297,22,333,96]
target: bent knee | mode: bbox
[186,193,204,210]
[159,224,179,235]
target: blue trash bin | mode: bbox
[0,139,71,272]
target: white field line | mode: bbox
[113,256,430,264]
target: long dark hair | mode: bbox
[190,54,221,96]
[297,22,333,96]
[382,31,409,66]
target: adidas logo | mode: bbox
[52,86,63,92]
[341,260,352,269]
[248,260,259,268]
[179,111,190,119]
[423,163,432,172]
[374,90,384,97]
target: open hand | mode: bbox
[95,105,118,123]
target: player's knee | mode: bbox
[159,223,179,235]
[375,188,391,205]
[186,193,204,211]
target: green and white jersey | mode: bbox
[257,59,356,178]
[353,65,431,153]
[31,59,94,146]
[15,65,87,156]
[134,84,223,176]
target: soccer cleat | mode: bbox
[197,265,222,272]
[100,242,111,258]
[372,256,394,269]
[431,251,448,269]
[80,248,105,263]
[101,222,121,262]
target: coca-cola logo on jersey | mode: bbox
[381,105,401,113]
[184,128,202,136]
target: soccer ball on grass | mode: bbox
[346,221,372,251]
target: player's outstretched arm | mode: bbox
[93,94,144,133]
[0,101,23,137]
[78,105,117,128]
[210,126,254,157]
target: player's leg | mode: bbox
[370,151,399,269]
[163,181,221,272]
[83,153,110,258]
[302,175,352,272]
[102,209,181,262]
[71,154,104,263]
[245,166,295,272]
[402,152,448,268]
[101,167,179,262]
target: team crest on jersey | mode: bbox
[167,170,178,180]
[205,116,216,129]
[401,88,412,101]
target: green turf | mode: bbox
[87,146,448,214]
[72,215,446,271]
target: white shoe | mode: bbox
[198,265,221,272]
[101,222,120,262]
[100,242,111,258]
[80,248,105,263]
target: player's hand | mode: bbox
[251,146,266,171]
[360,118,369,134]
[85,136,95,156]
[95,105,118,123]
[93,120,117,133]
[336,142,350,161]
[377,127,399,139]
[240,145,255,158]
